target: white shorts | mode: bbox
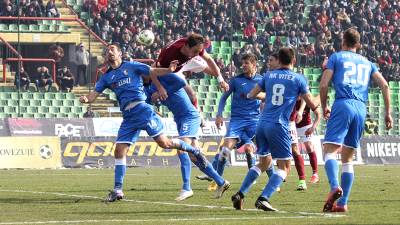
[296,124,313,143]
[289,121,298,144]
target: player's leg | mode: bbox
[216,138,237,176]
[304,140,319,183]
[334,102,366,212]
[291,122,306,190]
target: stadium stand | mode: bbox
[0,0,399,135]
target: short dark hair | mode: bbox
[278,47,295,65]
[343,28,360,48]
[107,43,122,52]
[187,33,205,48]
[270,52,279,59]
[241,53,258,63]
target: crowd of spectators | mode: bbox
[0,0,60,22]
[83,0,399,81]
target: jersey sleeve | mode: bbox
[326,53,337,71]
[298,75,310,95]
[370,61,379,75]
[158,73,187,93]
[130,61,151,76]
[258,74,267,91]
[95,75,107,93]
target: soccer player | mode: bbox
[320,28,392,212]
[207,53,276,189]
[145,72,230,201]
[295,97,321,184]
[231,47,320,211]
[153,33,229,104]
[79,44,230,202]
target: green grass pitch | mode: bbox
[0,165,399,225]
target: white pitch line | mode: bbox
[0,189,345,218]
[0,215,325,225]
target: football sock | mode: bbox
[172,139,200,155]
[261,169,287,199]
[178,152,192,191]
[324,153,340,191]
[293,153,306,180]
[266,164,275,178]
[245,152,256,169]
[337,162,354,206]
[239,166,261,194]
[114,157,126,191]
[200,162,225,186]
[216,147,230,176]
[211,153,219,170]
[308,151,318,174]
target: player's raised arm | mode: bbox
[371,71,393,129]
[201,51,229,92]
[246,84,263,99]
[79,91,100,104]
[149,60,179,100]
[319,68,333,119]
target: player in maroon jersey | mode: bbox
[152,33,229,106]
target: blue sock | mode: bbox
[239,166,261,194]
[178,152,191,191]
[337,163,354,206]
[245,152,256,169]
[200,162,225,186]
[114,158,126,191]
[261,169,286,199]
[324,154,339,191]
[216,158,227,176]
[173,139,200,155]
[266,164,275,178]
[212,153,219,170]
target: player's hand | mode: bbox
[169,60,179,72]
[323,106,331,120]
[385,113,393,130]
[215,116,224,129]
[157,86,168,101]
[151,92,161,104]
[219,80,229,92]
[305,126,315,136]
[79,95,88,103]
[295,112,303,124]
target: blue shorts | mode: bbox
[225,119,257,147]
[117,102,164,144]
[175,116,201,138]
[255,121,292,160]
[324,99,366,149]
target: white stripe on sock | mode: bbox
[115,157,126,165]
[324,153,336,162]
[250,166,262,176]
[342,162,354,173]
[275,169,287,180]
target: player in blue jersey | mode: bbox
[79,44,229,202]
[197,53,276,191]
[231,47,320,211]
[145,73,230,201]
[320,28,392,212]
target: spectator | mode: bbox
[32,66,53,92]
[286,31,299,48]
[14,67,30,91]
[74,43,90,86]
[49,42,64,72]
[243,21,256,39]
[57,66,74,92]
[46,0,59,17]
[83,105,99,118]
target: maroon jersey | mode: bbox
[157,38,206,71]
[295,100,312,128]
[289,106,297,122]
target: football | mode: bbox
[137,29,155,46]
[39,145,53,159]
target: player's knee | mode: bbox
[218,146,231,161]
[114,143,129,159]
[156,137,171,149]
[244,144,255,154]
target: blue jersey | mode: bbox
[146,73,198,119]
[95,61,150,111]
[327,51,378,102]
[217,73,263,120]
[258,68,309,125]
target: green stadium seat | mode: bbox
[72,107,83,113]
[39,24,50,32]
[4,106,16,114]
[0,92,11,99]
[0,100,7,106]
[46,113,56,118]
[35,113,46,118]
[21,92,33,99]
[0,24,8,32]
[57,25,69,33]
[211,41,220,48]
[11,92,19,99]
[18,106,27,113]
[220,41,230,48]
[7,99,18,105]
[29,24,39,32]
[38,106,49,113]
[9,24,18,31]
[22,113,34,118]
[52,100,63,107]
[41,99,52,107]
[49,107,60,113]
[29,99,41,106]
[19,24,29,32]
[27,106,38,113]
[33,92,45,99]
[60,107,71,113]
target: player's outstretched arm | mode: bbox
[149,60,179,100]
[202,52,229,92]
[296,99,307,123]
[246,84,262,99]
[319,69,333,119]
[372,71,393,129]
[216,90,233,129]
[79,91,100,104]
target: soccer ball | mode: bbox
[137,29,155,46]
[39,145,53,159]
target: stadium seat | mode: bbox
[29,24,39,32]
[9,24,18,31]
[0,24,8,32]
